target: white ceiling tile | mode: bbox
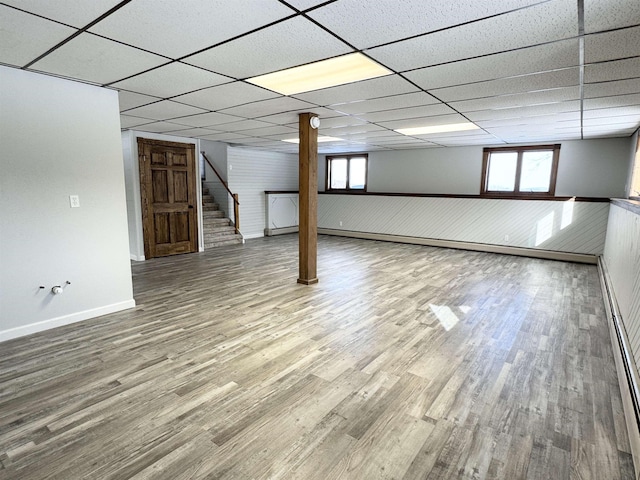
[89,0,295,59]
[31,33,167,84]
[584,0,640,34]
[200,132,252,141]
[355,103,456,123]
[285,0,328,10]
[322,124,389,136]
[163,127,223,137]
[585,26,640,63]
[166,111,244,128]
[584,94,640,110]
[330,92,439,115]
[172,81,279,111]
[450,87,580,112]
[583,130,637,139]
[122,100,208,120]
[214,120,277,132]
[234,125,298,136]
[584,79,640,99]
[0,6,76,67]
[293,75,419,105]
[583,115,640,127]
[310,114,368,128]
[583,125,638,135]
[256,107,340,125]
[431,68,579,102]
[385,143,440,150]
[111,63,231,97]
[476,111,580,128]
[367,0,577,71]
[308,0,545,50]
[184,17,351,79]
[584,104,640,118]
[119,115,155,129]
[219,97,317,118]
[117,90,162,111]
[585,57,640,83]
[404,39,579,91]
[132,121,196,134]
[465,101,580,121]
[376,113,470,130]
[2,0,123,28]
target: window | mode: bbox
[326,154,368,191]
[481,145,560,196]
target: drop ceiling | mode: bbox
[1,0,638,153]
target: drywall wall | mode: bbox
[0,66,135,341]
[121,130,202,259]
[556,138,632,197]
[318,138,631,197]
[318,195,609,255]
[227,147,298,238]
[200,139,230,220]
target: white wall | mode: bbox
[227,147,298,239]
[200,139,230,219]
[604,203,640,365]
[319,195,609,255]
[0,67,135,342]
[556,138,632,197]
[121,130,202,259]
[319,138,631,197]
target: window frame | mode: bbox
[325,154,369,192]
[480,144,560,197]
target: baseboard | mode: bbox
[0,299,137,343]
[598,258,640,476]
[130,253,145,261]
[317,228,597,264]
[265,226,298,236]
[243,233,264,240]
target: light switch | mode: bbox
[69,195,80,208]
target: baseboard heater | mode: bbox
[598,257,640,472]
[318,228,597,264]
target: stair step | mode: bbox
[202,194,215,203]
[203,225,236,234]
[204,236,243,249]
[202,204,220,211]
[203,218,232,227]
[204,231,240,241]
[202,210,225,218]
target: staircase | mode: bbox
[202,185,243,249]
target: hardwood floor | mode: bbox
[0,234,634,479]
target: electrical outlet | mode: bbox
[504,234,509,242]
[339,221,343,227]
[69,195,80,208]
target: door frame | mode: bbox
[138,137,199,259]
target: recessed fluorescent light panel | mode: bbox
[247,53,392,95]
[282,136,343,144]
[395,123,480,136]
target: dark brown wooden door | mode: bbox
[138,138,198,258]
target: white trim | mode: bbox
[598,257,640,474]
[0,300,136,343]
[243,233,264,240]
[130,253,145,261]
[265,226,299,236]
[318,228,597,264]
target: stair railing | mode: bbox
[201,152,240,234]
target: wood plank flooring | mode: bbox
[0,234,634,479]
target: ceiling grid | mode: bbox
[0,0,637,153]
